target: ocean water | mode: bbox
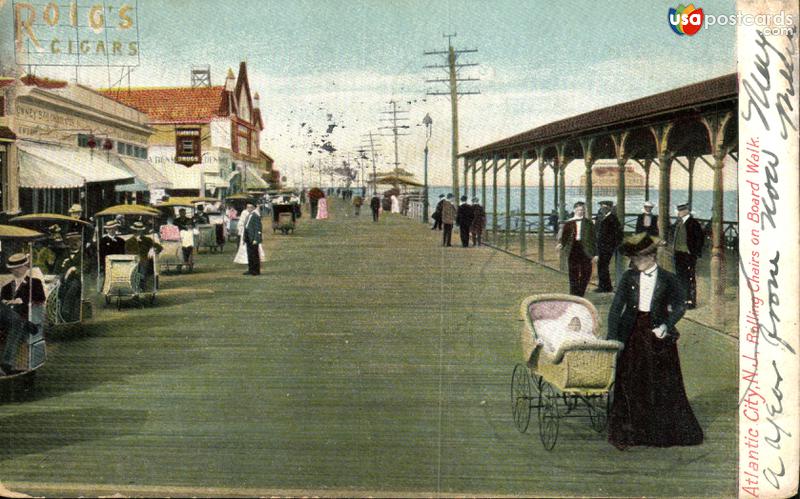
[420,186,737,227]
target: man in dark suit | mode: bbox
[595,200,623,292]
[440,194,457,247]
[431,194,445,230]
[635,201,659,236]
[606,232,702,450]
[0,299,33,376]
[456,196,474,248]
[99,220,126,272]
[242,202,262,275]
[370,194,381,222]
[125,221,163,291]
[556,201,597,296]
[670,203,704,309]
[1,253,45,323]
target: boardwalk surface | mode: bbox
[0,199,736,497]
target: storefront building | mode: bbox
[101,61,268,200]
[0,75,166,216]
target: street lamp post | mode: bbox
[422,113,433,224]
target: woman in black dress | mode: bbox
[607,233,703,450]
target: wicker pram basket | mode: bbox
[520,294,622,393]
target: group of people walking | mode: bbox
[557,199,704,310]
[431,194,486,248]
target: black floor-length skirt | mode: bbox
[608,312,703,449]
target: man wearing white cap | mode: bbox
[635,201,659,236]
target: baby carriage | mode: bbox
[511,294,623,450]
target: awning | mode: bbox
[241,165,268,189]
[116,156,172,190]
[18,142,134,186]
[114,178,149,192]
[18,149,85,188]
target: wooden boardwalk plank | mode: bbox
[0,199,736,497]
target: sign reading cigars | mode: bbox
[13,0,140,68]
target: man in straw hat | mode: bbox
[125,221,163,290]
[670,202,704,309]
[556,201,597,296]
[99,220,126,273]
[1,253,45,323]
[635,201,659,236]
[606,232,702,450]
[56,231,84,322]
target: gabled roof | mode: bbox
[462,73,738,158]
[99,86,227,124]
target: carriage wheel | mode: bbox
[588,395,608,433]
[510,364,532,433]
[538,382,560,450]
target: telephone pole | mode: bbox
[379,100,410,177]
[362,131,382,195]
[424,33,480,198]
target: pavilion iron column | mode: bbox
[702,112,734,325]
[519,151,529,255]
[471,159,477,198]
[504,154,514,249]
[580,137,596,214]
[611,132,630,284]
[651,123,675,269]
[551,161,559,214]
[463,158,469,198]
[556,143,572,222]
[491,155,499,243]
[537,151,546,262]
[481,158,487,211]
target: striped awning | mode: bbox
[116,156,172,190]
[18,142,134,188]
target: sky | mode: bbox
[1,0,738,189]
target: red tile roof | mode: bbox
[99,86,227,124]
[0,78,14,89]
[20,74,68,88]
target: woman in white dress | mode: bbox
[390,194,400,213]
[233,206,265,265]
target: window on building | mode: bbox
[125,143,133,156]
[236,124,251,156]
[117,141,125,154]
[78,134,90,148]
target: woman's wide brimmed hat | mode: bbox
[620,232,661,257]
[6,253,29,269]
